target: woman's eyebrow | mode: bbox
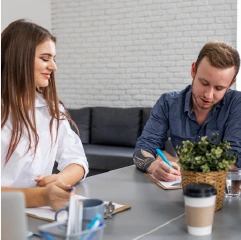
[39,53,56,57]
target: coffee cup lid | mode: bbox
[183,182,217,198]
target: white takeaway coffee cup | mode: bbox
[183,182,217,236]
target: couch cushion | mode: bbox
[83,144,134,171]
[68,108,91,144]
[91,107,141,147]
[142,107,152,131]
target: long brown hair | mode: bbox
[1,19,76,163]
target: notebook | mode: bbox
[26,194,131,222]
[1,192,28,240]
[145,173,182,190]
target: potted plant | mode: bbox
[176,133,237,211]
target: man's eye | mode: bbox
[42,59,48,62]
[201,81,208,86]
[216,87,224,91]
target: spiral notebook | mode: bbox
[26,194,131,222]
[145,173,182,190]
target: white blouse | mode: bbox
[1,93,89,187]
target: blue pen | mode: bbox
[41,232,55,240]
[156,148,173,169]
[86,214,102,230]
[80,214,103,240]
[85,222,103,240]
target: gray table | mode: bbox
[28,165,241,240]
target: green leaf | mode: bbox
[177,132,237,172]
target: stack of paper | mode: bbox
[145,173,182,190]
[26,195,131,222]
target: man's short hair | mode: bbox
[195,41,240,82]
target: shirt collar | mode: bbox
[184,85,192,113]
[35,92,47,107]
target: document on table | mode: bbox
[145,173,182,190]
[25,195,131,222]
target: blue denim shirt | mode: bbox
[135,85,241,167]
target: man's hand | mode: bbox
[147,153,180,181]
[35,174,63,187]
[44,182,75,211]
[162,150,179,163]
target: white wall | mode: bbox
[51,0,238,108]
[1,0,51,31]
[0,0,2,32]
[2,0,239,107]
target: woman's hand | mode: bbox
[44,182,75,211]
[36,164,85,188]
[1,183,74,211]
[35,174,63,187]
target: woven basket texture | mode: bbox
[181,170,227,211]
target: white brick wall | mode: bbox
[2,0,51,31]
[0,0,2,32]
[51,0,238,108]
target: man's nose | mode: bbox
[204,87,213,99]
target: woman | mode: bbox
[1,19,89,210]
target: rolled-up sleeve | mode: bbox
[55,119,89,180]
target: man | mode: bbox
[134,41,241,181]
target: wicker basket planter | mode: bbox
[181,170,227,211]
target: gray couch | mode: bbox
[69,107,152,176]
[53,107,176,176]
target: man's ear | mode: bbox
[191,62,196,78]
